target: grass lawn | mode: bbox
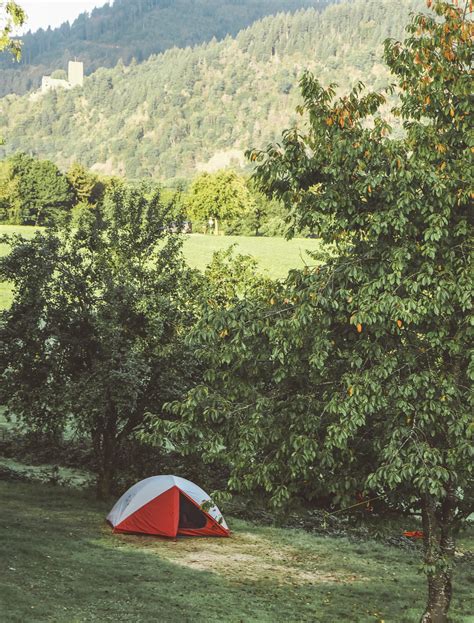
[182,233,322,276]
[0,225,321,309]
[1,481,473,623]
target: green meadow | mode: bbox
[1,480,473,623]
[182,233,322,275]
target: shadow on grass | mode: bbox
[1,481,472,623]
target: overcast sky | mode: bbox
[19,1,109,33]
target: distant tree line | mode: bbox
[0,153,287,235]
[0,0,25,61]
[0,154,106,225]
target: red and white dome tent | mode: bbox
[107,475,230,538]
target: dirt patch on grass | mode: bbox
[114,530,364,586]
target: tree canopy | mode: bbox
[186,170,252,230]
[163,2,472,620]
[66,161,105,206]
[0,185,200,497]
[0,0,25,144]
[0,153,74,224]
[0,1,24,60]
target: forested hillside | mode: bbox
[0,0,423,181]
[0,0,340,96]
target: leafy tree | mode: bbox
[166,2,472,621]
[0,185,199,497]
[245,183,273,237]
[238,179,288,236]
[66,162,105,205]
[0,0,25,143]
[0,1,24,60]
[1,153,74,224]
[186,170,252,232]
[202,245,273,306]
[0,158,20,221]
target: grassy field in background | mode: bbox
[183,234,321,275]
[0,225,321,308]
[1,480,473,623]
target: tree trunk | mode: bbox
[420,493,457,623]
[420,569,452,623]
[96,458,114,500]
[92,417,118,500]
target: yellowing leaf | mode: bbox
[443,49,455,62]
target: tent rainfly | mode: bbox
[107,475,230,537]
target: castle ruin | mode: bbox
[41,61,84,93]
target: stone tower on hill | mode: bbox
[41,61,84,93]
[68,61,84,87]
